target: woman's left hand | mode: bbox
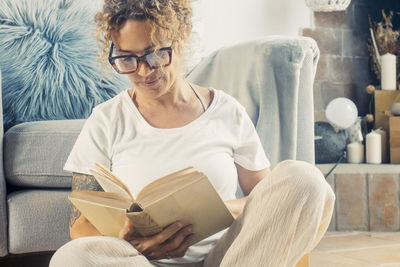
[119,218,194,260]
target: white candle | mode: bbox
[366,130,382,164]
[381,53,397,90]
[374,128,388,163]
[347,142,364,163]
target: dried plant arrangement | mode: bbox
[368,10,400,81]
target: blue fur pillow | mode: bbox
[0,0,129,130]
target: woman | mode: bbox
[50,0,335,266]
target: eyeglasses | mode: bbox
[108,43,173,74]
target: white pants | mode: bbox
[50,160,335,267]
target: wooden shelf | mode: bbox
[316,163,400,174]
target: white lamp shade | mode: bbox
[305,0,351,12]
[325,97,358,129]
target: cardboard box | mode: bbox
[390,116,400,163]
[375,90,400,133]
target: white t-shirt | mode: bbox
[65,88,270,264]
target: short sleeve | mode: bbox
[233,106,270,171]
[64,108,111,174]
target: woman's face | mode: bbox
[113,19,182,99]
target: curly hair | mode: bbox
[95,0,192,65]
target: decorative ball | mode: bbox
[365,85,376,95]
[391,103,400,116]
[315,122,347,163]
[366,114,374,123]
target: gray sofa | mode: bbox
[0,36,319,257]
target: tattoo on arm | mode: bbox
[69,172,104,228]
[69,206,82,229]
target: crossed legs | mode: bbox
[50,160,335,267]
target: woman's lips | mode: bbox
[140,78,160,87]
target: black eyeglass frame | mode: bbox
[108,43,173,74]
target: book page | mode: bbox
[138,172,204,207]
[90,169,133,200]
[70,190,133,209]
[136,167,197,201]
[69,190,133,237]
[92,163,136,201]
[143,176,234,245]
[126,212,163,236]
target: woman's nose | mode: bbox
[136,61,153,76]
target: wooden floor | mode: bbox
[311,232,400,266]
[2,232,400,267]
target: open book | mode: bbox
[68,164,234,244]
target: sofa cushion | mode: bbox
[7,189,71,253]
[4,120,85,188]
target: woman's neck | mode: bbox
[132,78,192,111]
[129,78,207,129]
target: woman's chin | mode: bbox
[134,82,166,98]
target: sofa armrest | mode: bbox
[0,70,8,256]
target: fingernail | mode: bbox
[188,225,193,232]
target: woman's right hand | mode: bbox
[118,218,194,260]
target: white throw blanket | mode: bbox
[187,36,319,167]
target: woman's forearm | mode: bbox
[70,216,102,240]
[225,197,248,219]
